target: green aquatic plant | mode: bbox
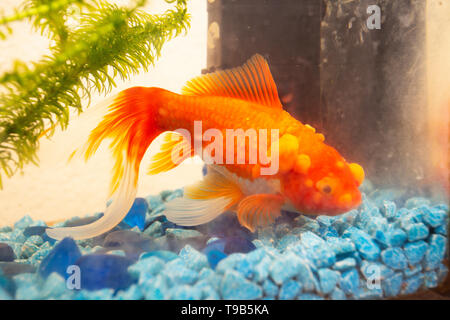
[0,0,190,187]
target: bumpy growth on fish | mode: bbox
[46,54,364,240]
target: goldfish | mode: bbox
[46,54,364,240]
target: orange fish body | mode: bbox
[46,54,364,240]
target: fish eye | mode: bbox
[322,185,332,194]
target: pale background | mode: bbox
[0,1,449,226]
[0,0,206,226]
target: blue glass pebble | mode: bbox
[122,198,148,231]
[381,248,408,270]
[0,243,15,262]
[39,237,82,279]
[75,254,135,291]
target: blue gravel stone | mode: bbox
[326,237,356,255]
[179,245,208,272]
[402,274,424,295]
[279,280,302,299]
[340,268,360,296]
[382,272,403,297]
[299,232,336,268]
[316,216,335,226]
[143,221,163,237]
[333,258,356,271]
[220,270,262,300]
[277,234,299,251]
[128,256,165,282]
[13,273,41,299]
[39,237,82,279]
[297,293,324,300]
[139,250,178,262]
[404,197,430,209]
[435,224,447,235]
[23,226,47,237]
[330,288,347,300]
[262,279,278,298]
[424,271,438,288]
[0,243,15,262]
[165,262,198,285]
[76,254,135,291]
[14,215,34,230]
[364,217,388,236]
[388,228,407,247]
[424,234,446,270]
[381,248,408,270]
[165,228,203,240]
[41,272,72,299]
[382,200,397,219]
[318,268,339,294]
[421,207,447,228]
[253,256,272,283]
[74,288,114,300]
[115,284,144,300]
[361,260,394,281]
[168,285,202,300]
[345,229,380,261]
[404,264,422,278]
[296,259,319,292]
[142,274,169,299]
[146,194,163,210]
[405,223,429,241]
[403,241,428,265]
[269,252,302,284]
[215,253,246,274]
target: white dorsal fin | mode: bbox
[181,54,283,109]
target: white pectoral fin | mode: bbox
[164,196,235,226]
[164,166,243,226]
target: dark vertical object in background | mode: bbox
[207,0,428,189]
[206,0,322,126]
[321,0,427,188]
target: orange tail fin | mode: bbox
[46,87,163,240]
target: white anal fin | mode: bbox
[164,166,243,226]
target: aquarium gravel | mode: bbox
[0,182,448,300]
